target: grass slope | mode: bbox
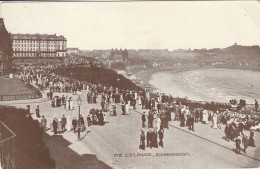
[54,66,144,92]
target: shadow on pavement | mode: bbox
[43,132,112,169]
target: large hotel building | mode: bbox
[0,18,12,75]
[11,33,67,57]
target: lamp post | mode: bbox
[77,95,82,141]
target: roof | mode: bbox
[11,33,66,40]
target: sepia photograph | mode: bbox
[0,1,260,169]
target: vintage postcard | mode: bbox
[0,1,259,169]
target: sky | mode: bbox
[1,1,260,50]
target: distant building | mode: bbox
[0,18,12,75]
[67,47,81,55]
[11,33,67,57]
[110,48,128,61]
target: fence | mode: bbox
[0,93,41,101]
[0,121,16,169]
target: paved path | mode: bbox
[1,90,259,169]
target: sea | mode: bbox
[149,68,260,104]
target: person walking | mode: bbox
[58,119,62,134]
[156,115,161,132]
[225,124,230,142]
[146,128,152,149]
[189,114,195,131]
[41,115,47,131]
[72,117,77,133]
[67,116,72,132]
[126,101,130,115]
[113,103,117,116]
[195,109,199,123]
[142,112,146,128]
[148,111,153,128]
[235,136,241,154]
[36,105,40,118]
[158,128,164,148]
[121,101,126,115]
[212,113,218,129]
[152,129,158,148]
[53,117,58,135]
[248,129,255,147]
[61,114,67,132]
[79,114,85,131]
[180,112,185,127]
[242,133,249,153]
[139,129,145,150]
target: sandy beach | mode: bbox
[135,66,260,104]
[135,66,210,90]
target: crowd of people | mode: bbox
[16,61,259,155]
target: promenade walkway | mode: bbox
[1,89,259,168]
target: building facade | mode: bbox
[110,48,128,62]
[0,18,12,75]
[11,33,67,57]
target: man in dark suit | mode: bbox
[36,105,40,118]
[146,129,152,148]
[158,128,164,148]
[139,129,145,150]
[72,117,77,133]
[142,112,146,128]
[152,129,158,148]
[189,114,195,131]
[195,109,199,123]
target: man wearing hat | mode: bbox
[139,129,145,150]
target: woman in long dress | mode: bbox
[157,116,161,132]
[138,95,142,105]
[58,119,62,134]
[202,109,208,124]
[248,129,255,147]
[66,97,69,111]
[67,116,72,132]
[70,97,74,110]
[135,92,138,100]
[212,113,218,129]
[126,101,130,115]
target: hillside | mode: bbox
[53,65,144,92]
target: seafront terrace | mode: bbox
[1,86,259,169]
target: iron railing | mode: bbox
[0,93,41,101]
